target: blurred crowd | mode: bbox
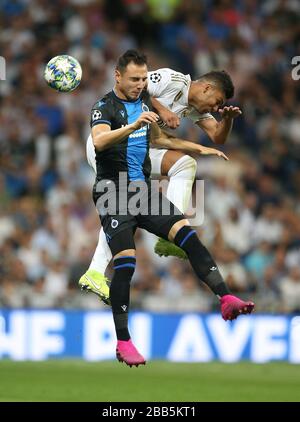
[1,0,300,313]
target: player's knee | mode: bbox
[114,249,136,259]
[168,219,190,241]
[168,154,197,180]
[113,255,136,278]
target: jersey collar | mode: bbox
[112,89,141,104]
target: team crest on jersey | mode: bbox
[142,103,149,112]
[92,110,102,121]
[111,218,119,229]
[150,72,162,83]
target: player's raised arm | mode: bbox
[186,70,240,144]
[196,106,242,145]
[92,111,159,152]
[92,123,134,151]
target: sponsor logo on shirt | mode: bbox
[129,128,147,139]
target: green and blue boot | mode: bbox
[154,238,187,260]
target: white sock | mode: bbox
[88,227,112,274]
[166,155,197,213]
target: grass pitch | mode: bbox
[0,360,299,402]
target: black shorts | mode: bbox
[93,180,184,254]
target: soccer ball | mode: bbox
[44,55,82,92]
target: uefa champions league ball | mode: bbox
[44,55,82,92]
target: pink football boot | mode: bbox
[220,295,255,321]
[116,339,146,367]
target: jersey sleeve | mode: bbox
[148,68,191,101]
[147,70,168,97]
[90,100,113,128]
[148,68,189,98]
[187,109,213,124]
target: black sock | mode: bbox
[110,256,136,340]
[174,226,230,297]
[113,313,129,341]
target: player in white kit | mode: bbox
[82,67,241,304]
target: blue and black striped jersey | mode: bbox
[90,90,152,185]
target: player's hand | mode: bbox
[132,112,159,130]
[159,109,180,129]
[219,106,242,119]
[198,146,229,161]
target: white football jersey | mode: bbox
[147,68,213,125]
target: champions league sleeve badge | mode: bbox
[149,72,162,83]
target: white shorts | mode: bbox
[86,135,168,177]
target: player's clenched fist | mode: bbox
[132,112,159,130]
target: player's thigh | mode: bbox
[100,214,136,256]
[149,148,168,177]
[139,213,185,240]
[161,150,187,176]
[114,248,136,259]
[86,134,97,173]
[137,191,184,240]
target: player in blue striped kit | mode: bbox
[86,50,254,366]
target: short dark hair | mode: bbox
[199,70,234,99]
[116,49,147,73]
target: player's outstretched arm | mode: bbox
[197,106,242,145]
[151,126,229,160]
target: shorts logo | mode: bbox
[92,110,102,121]
[120,110,125,118]
[111,218,119,229]
[149,72,162,83]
